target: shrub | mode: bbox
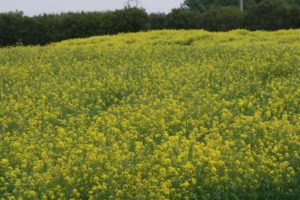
[200,6,245,31]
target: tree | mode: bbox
[166,8,202,29]
[245,0,289,30]
[200,6,245,31]
[0,11,25,46]
[149,13,167,30]
[183,0,256,11]
[110,7,149,33]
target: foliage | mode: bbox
[199,6,245,31]
[108,7,149,34]
[183,0,300,11]
[183,0,256,11]
[0,30,300,199]
[245,0,300,30]
[0,11,25,45]
[1,2,300,46]
[166,8,202,29]
[0,8,149,47]
[149,13,167,30]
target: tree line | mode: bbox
[1,0,300,46]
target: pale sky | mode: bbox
[0,0,184,16]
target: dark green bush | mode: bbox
[0,1,300,46]
[149,13,167,30]
[200,6,245,31]
[0,11,25,45]
[246,0,290,30]
[0,8,149,46]
[166,8,202,29]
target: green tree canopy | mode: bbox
[183,0,255,11]
[183,0,300,11]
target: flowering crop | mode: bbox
[0,30,300,199]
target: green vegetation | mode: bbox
[1,0,300,46]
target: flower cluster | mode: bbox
[0,29,299,199]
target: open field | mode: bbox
[0,30,300,199]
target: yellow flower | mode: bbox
[0,29,299,199]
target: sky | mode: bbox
[0,0,184,16]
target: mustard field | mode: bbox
[0,30,300,199]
